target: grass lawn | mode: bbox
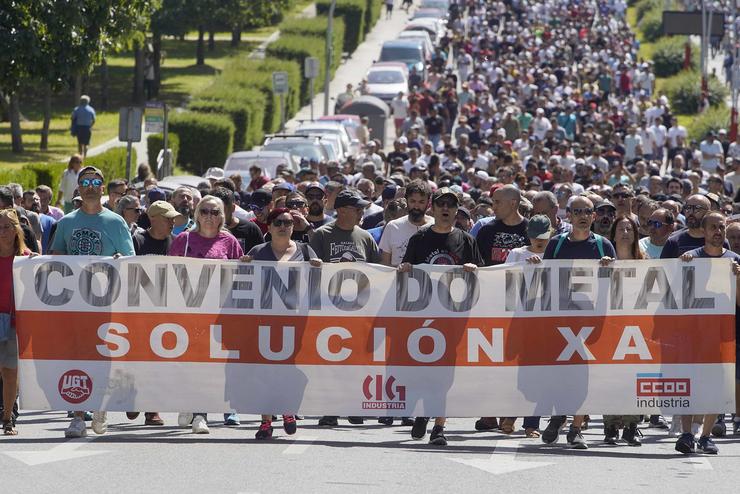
[0,38,253,169]
[626,7,655,62]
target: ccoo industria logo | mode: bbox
[362,374,406,410]
[636,373,691,408]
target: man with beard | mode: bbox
[305,182,333,229]
[379,180,434,267]
[476,185,529,266]
[171,186,195,235]
[399,187,483,445]
[592,200,617,238]
[611,183,639,223]
[21,190,54,253]
[661,194,727,258]
[638,208,675,258]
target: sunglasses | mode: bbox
[612,193,632,199]
[249,204,266,212]
[286,201,307,209]
[683,204,708,214]
[79,178,103,188]
[569,208,594,216]
[434,199,458,208]
[125,207,144,213]
[306,193,324,200]
[271,219,293,227]
[647,220,671,229]
[596,209,615,217]
[200,208,221,217]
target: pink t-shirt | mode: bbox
[168,231,243,260]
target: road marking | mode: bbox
[3,438,108,466]
[282,435,318,455]
[687,457,713,471]
[447,440,553,475]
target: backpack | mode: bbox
[552,233,605,259]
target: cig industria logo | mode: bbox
[636,373,691,408]
[362,374,406,410]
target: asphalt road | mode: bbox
[2,412,739,493]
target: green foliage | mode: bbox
[688,105,730,142]
[639,7,663,42]
[195,84,267,148]
[169,112,234,175]
[189,99,250,151]
[662,70,728,114]
[365,0,381,33]
[0,168,37,193]
[146,132,181,174]
[316,0,366,53]
[652,37,699,78]
[22,163,67,196]
[279,16,345,62]
[86,147,136,183]
[635,0,662,22]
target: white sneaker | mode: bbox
[192,415,209,434]
[178,412,193,428]
[91,411,108,434]
[65,417,87,438]
[668,415,682,437]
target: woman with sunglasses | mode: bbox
[267,192,313,244]
[241,207,322,440]
[115,195,144,236]
[168,196,244,434]
[0,209,33,435]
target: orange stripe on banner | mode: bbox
[15,311,736,366]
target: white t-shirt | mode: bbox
[390,97,409,119]
[504,246,541,263]
[58,169,79,203]
[667,125,687,148]
[700,139,723,170]
[378,215,434,266]
[624,134,642,161]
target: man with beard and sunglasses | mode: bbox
[592,199,617,238]
[379,180,434,267]
[660,194,728,258]
[304,182,333,229]
[171,186,195,235]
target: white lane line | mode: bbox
[282,435,318,455]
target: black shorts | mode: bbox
[76,126,92,146]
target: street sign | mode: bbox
[144,102,165,133]
[118,107,143,142]
[272,71,289,95]
[305,57,320,79]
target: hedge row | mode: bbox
[0,147,134,200]
[146,133,180,175]
[652,36,699,78]
[688,105,730,141]
[316,0,372,53]
[169,112,234,176]
[661,70,728,114]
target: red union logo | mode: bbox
[58,370,93,404]
[636,378,690,397]
[362,374,406,410]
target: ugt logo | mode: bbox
[58,369,93,404]
[362,374,406,410]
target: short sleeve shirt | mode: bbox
[51,208,135,256]
[378,215,434,266]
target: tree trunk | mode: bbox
[40,84,52,150]
[9,93,23,153]
[100,58,109,110]
[152,32,162,98]
[230,28,241,47]
[133,41,145,104]
[74,74,82,104]
[208,30,215,52]
[196,26,205,65]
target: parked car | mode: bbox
[403,18,445,44]
[411,8,447,22]
[318,115,362,155]
[261,134,330,165]
[365,62,409,102]
[223,150,297,179]
[396,30,434,62]
[295,121,355,158]
[378,39,428,83]
[420,0,450,11]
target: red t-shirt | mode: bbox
[1,251,30,318]
[250,217,268,235]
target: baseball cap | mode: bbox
[381,183,398,200]
[456,207,471,219]
[272,182,295,192]
[78,166,104,181]
[204,167,225,180]
[334,189,370,208]
[249,188,272,207]
[432,187,460,205]
[527,214,552,239]
[595,199,617,211]
[305,182,325,195]
[147,187,166,203]
[476,170,489,180]
[147,200,184,220]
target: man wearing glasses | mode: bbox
[49,166,135,439]
[304,183,333,230]
[247,188,273,235]
[660,195,727,258]
[538,195,616,449]
[638,208,675,259]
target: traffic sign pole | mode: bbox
[305,57,320,121]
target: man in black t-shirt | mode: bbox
[400,187,483,446]
[133,201,182,256]
[661,194,728,258]
[211,187,264,254]
[476,185,529,266]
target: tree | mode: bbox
[151,0,191,98]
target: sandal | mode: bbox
[3,419,17,436]
[500,418,516,435]
[525,428,540,438]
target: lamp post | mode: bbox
[324,0,337,116]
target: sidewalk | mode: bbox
[285,7,416,149]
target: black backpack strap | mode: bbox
[300,242,310,261]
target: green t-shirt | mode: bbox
[51,208,135,256]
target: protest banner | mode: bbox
[12,256,736,416]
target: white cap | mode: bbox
[204,167,225,180]
[476,170,489,180]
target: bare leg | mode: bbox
[571,414,584,428]
[434,417,446,427]
[700,414,716,437]
[1,368,18,424]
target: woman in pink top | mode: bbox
[168,195,243,434]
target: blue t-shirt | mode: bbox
[660,229,730,258]
[543,232,616,260]
[38,213,55,253]
[50,208,135,256]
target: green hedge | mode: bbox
[317,0,365,53]
[688,105,730,141]
[87,147,133,184]
[279,16,345,65]
[189,99,250,151]
[365,0,381,34]
[652,37,699,78]
[635,0,662,22]
[639,7,663,42]
[146,133,180,174]
[0,168,37,193]
[266,35,335,105]
[23,163,66,197]
[196,83,267,148]
[662,70,729,114]
[169,112,234,175]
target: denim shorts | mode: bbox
[0,335,18,369]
